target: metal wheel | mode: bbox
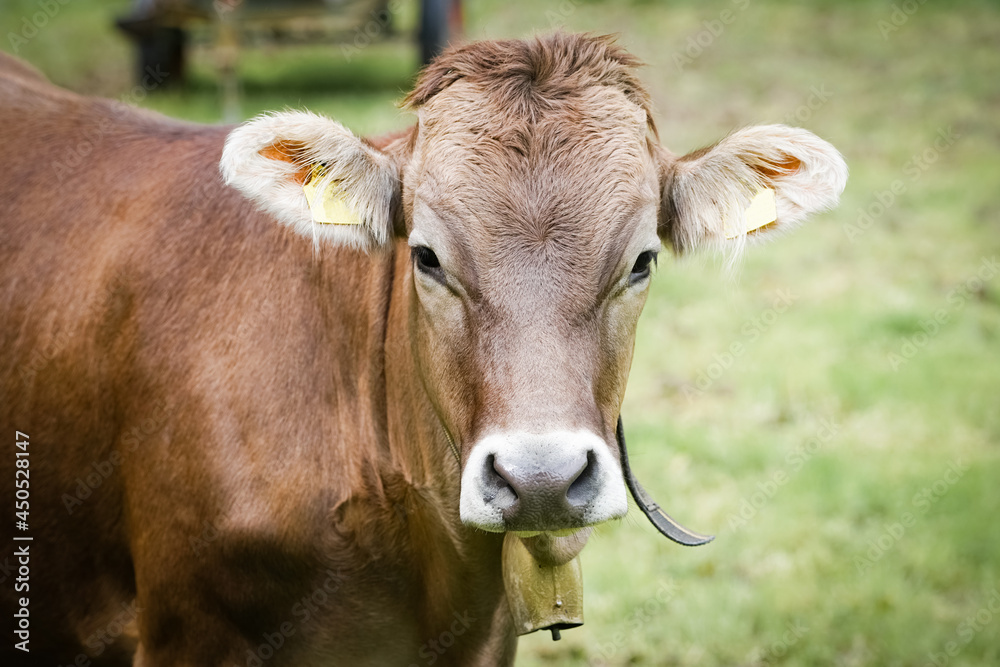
[419,0,461,64]
[136,26,186,87]
[116,6,187,89]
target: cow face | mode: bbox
[401,78,658,532]
[222,34,847,536]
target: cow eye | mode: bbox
[411,246,444,279]
[629,250,658,285]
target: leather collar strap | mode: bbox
[616,417,714,547]
[443,427,461,465]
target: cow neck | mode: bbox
[379,238,510,631]
[380,239,462,490]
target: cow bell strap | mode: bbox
[443,426,461,465]
[616,417,714,547]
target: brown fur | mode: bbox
[0,52,508,666]
[404,32,656,134]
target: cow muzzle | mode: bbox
[459,430,628,532]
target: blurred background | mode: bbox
[3,0,998,665]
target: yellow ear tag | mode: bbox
[302,164,362,225]
[725,187,777,240]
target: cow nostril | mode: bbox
[566,450,599,507]
[485,454,518,509]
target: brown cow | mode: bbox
[0,33,846,666]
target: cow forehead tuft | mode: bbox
[404,32,657,138]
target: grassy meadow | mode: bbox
[3,0,999,665]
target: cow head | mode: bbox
[222,34,846,536]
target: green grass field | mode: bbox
[4,0,999,664]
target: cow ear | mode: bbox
[658,124,847,255]
[221,111,399,251]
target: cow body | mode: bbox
[1,34,846,665]
[0,55,510,666]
